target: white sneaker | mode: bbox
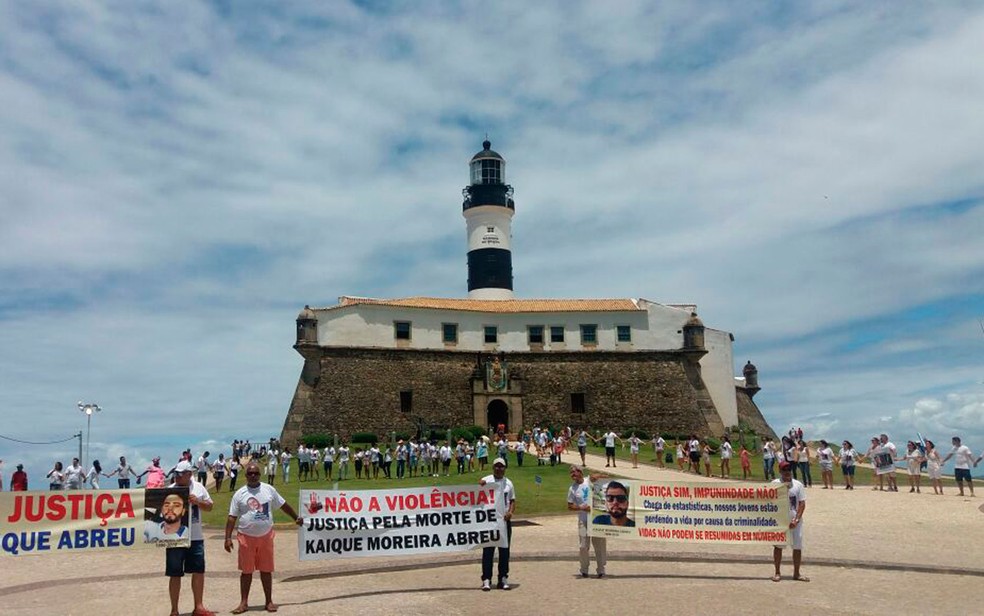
[498,578,511,590]
[481,579,491,592]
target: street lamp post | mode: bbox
[77,401,102,468]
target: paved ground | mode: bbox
[3,451,982,615]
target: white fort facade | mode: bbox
[281,141,770,444]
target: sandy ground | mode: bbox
[3,451,982,615]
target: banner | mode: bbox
[299,485,506,560]
[0,488,189,556]
[589,480,790,545]
[873,450,896,475]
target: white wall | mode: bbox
[700,328,739,428]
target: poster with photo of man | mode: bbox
[591,480,635,534]
[142,487,191,548]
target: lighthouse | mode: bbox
[462,140,515,299]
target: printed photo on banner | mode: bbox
[592,480,635,531]
[142,487,191,548]
[299,485,506,561]
[874,450,896,475]
[1,489,146,556]
[589,480,789,545]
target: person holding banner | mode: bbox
[226,462,303,614]
[479,458,516,591]
[166,460,216,616]
[567,465,607,578]
[772,462,808,583]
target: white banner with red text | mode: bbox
[298,485,507,560]
[589,480,790,545]
[1,487,190,556]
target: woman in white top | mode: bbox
[85,460,103,489]
[836,440,857,490]
[675,442,686,471]
[47,461,65,490]
[701,442,713,477]
[213,454,227,491]
[762,438,777,480]
[796,440,813,487]
[816,441,834,489]
[628,433,642,469]
[899,441,925,493]
[719,436,733,479]
[924,440,943,495]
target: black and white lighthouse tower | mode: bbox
[462,140,515,299]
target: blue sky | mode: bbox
[1,1,983,483]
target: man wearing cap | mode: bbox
[478,457,516,591]
[166,460,216,616]
[226,462,303,614]
[772,462,808,582]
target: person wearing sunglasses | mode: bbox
[592,481,635,527]
[225,462,303,614]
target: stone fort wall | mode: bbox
[281,347,729,446]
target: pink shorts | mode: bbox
[237,530,275,574]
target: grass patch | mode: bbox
[202,459,575,527]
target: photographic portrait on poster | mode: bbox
[592,480,635,529]
[874,448,896,475]
[142,487,190,548]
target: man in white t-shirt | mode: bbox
[279,450,290,484]
[265,451,277,485]
[225,462,302,614]
[602,431,622,468]
[338,445,349,480]
[166,460,215,616]
[196,452,210,485]
[877,434,899,492]
[440,442,453,477]
[567,465,607,578]
[479,458,516,591]
[772,462,808,582]
[941,436,976,497]
[64,457,85,490]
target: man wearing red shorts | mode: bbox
[225,462,302,613]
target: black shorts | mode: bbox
[955,468,972,481]
[578,445,586,456]
[118,479,131,489]
[605,446,615,457]
[841,465,855,476]
[166,540,205,577]
[689,451,700,463]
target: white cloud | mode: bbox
[0,2,982,479]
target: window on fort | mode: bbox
[484,326,498,344]
[580,324,597,345]
[571,393,586,413]
[394,321,411,340]
[550,326,565,343]
[528,325,544,345]
[442,323,458,344]
[400,390,413,413]
[617,325,632,343]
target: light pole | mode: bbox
[77,401,101,468]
